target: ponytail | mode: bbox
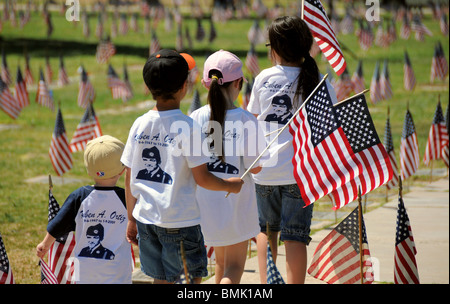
[207,72,231,162]
[296,53,319,105]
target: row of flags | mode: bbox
[265,177,419,284]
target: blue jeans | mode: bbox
[255,183,313,245]
[136,222,208,282]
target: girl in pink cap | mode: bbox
[247,16,338,284]
[190,50,264,284]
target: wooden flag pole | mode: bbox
[301,0,305,20]
[48,174,53,190]
[225,74,329,197]
[358,186,364,284]
[180,240,190,284]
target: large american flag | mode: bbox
[77,67,95,108]
[266,243,285,284]
[289,83,362,206]
[424,101,449,165]
[400,110,420,180]
[303,0,346,75]
[36,69,54,111]
[308,207,374,284]
[0,78,21,119]
[370,61,382,104]
[0,233,14,284]
[47,188,76,283]
[49,108,73,176]
[404,51,416,91]
[70,104,102,152]
[384,115,399,190]
[14,67,29,109]
[394,191,419,284]
[329,94,393,209]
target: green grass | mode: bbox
[0,6,448,283]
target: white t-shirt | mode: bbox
[247,65,338,185]
[190,106,261,247]
[121,109,210,228]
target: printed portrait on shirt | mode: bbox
[264,94,293,125]
[136,146,173,185]
[207,155,239,175]
[78,224,115,260]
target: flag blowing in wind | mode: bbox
[289,83,362,207]
[308,207,374,284]
[394,189,419,284]
[15,67,29,109]
[329,94,393,209]
[70,104,102,152]
[303,0,346,75]
[0,77,21,119]
[384,115,399,190]
[49,108,73,176]
[78,67,95,108]
[36,68,54,111]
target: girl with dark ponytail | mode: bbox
[190,50,263,284]
[247,15,338,284]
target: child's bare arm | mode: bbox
[191,164,244,194]
[36,233,56,258]
[124,167,138,245]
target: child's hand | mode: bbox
[225,177,244,194]
[36,242,50,258]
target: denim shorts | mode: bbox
[136,222,208,282]
[255,183,313,245]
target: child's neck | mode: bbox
[153,98,181,111]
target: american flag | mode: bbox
[440,13,449,36]
[150,30,161,56]
[95,13,104,39]
[384,115,399,190]
[58,55,70,87]
[403,51,416,91]
[1,77,21,119]
[334,68,354,102]
[195,18,205,42]
[443,105,449,168]
[49,108,73,176]
[308,206,374,284]
[176,23,184,52]
[119,13,128,35]
[370,61,382,104]
[70,103,102,152]
[289,82,362,206]
[375,21,389,48]
[400,14,411,40]
[0,233,14,284]
[380,59,393,100]
[45,56,53,84]
[267,243,285,284]
[303,0,347,75]
[400,110,420,180]
[387,19,397,44]
[122,64,133,102]
[394,189,419,284]
[96,38,116,64]
[107,64,129,101]
[430,41,449,82]
[47,188,76,283]
[77,67,95,108]
[411,14,432,41]
[39,258,58,284]
[351,60,365,94]
[247,20,265,45]
[45,11,53,37]
[357,20,373,51]
[24,54,34,85]
[329,94,393,209]
[209,18,217,43]
[1,50,12,86]
[424,101,449,165]
[245,44,260,77]
[36,69,54,111]
[15,67,29,109]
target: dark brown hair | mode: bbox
[268,16,319,108]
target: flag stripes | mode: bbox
[49,108,73,176]
[40,258,58,284]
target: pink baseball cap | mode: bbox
[202,50,246,87]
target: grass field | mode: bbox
[0,2,448,283]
